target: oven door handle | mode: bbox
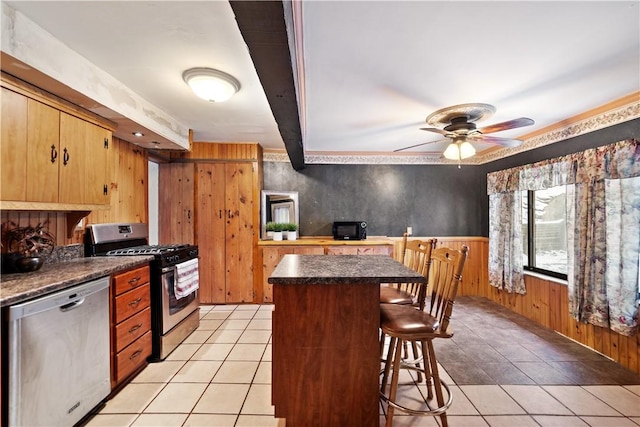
[161,265,177,274]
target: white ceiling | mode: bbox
[2,1,639,162]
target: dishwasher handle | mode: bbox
[60,298,86,312]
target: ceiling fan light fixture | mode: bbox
[459,141,476,159]
[443,143,461,160]
[183,67,240,102]
[443,141,476,160]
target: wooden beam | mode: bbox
[229,1,305,171]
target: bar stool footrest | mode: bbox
[379,367,453,417]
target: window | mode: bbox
[522,186,568,280]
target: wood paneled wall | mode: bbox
[393,236,640,375]
[391,236,489,297]
[170,142,262,162]
[1,136,148,246]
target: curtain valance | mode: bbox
[487,139,639,195]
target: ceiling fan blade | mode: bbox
[472,135,524,148]
[394,138,448,152]
[419,127,449,136]
[477,117,534,134]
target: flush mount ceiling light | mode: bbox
[182,67,240,103]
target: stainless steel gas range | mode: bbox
[85,223,199,361]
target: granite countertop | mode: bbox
[0,256,154,307]
[268,254,426,285]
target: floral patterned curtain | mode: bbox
[487,163,525,293]
[488,190,526,294]
[488,138,640,336]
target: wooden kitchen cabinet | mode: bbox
[262,246,325,303]
[1,87,59,202]
[158,163,195,245]
[0,87,29,201]
[325,245,393,255]
[0,84,112,206]
[159,142,262,303]
[196,162,257,303]
[59,112,111,205]
[110,264,152,389]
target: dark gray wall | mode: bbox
[264,162,486,237]
[264,118,640,238]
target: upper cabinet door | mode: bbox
[26,99,60,203]
[58,113,111,205]
[1,82,113,207]
[58,112,87,204]
[84,122,111,205]
[0,88,28,201]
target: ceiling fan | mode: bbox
[395,103,534,160]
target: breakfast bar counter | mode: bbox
[268,254,426,427]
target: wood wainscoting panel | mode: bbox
[387,236,639,375]
[391,236,489,297]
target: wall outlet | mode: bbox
[406,226,412,236]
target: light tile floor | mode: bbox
[85,299,640,427]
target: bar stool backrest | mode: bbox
[399,237,437,310]
[426,245,469,335]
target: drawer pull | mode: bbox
[128,276,141,286]
[128,298,142,307]
[129,323,143,333]
[129,349,143,360]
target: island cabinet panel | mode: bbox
[272,282,380,426]
[269,255,422,426]
[196,162,256,304]
[110,265,152,390]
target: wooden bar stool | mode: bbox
[379,245,468,427]
[380,235,436,308]
[379,237,436,377]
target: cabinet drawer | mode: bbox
[115,330,151,384]
[113,266,150,296]
[114,284,150,323]
[115,306,151,352]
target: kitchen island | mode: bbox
[268,254,426,427]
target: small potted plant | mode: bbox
[1,221,56,273]
[265,221,277,240]
[272,222,285,241]
[284,222,298,240]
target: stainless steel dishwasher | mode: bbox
[8,276,111,427]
